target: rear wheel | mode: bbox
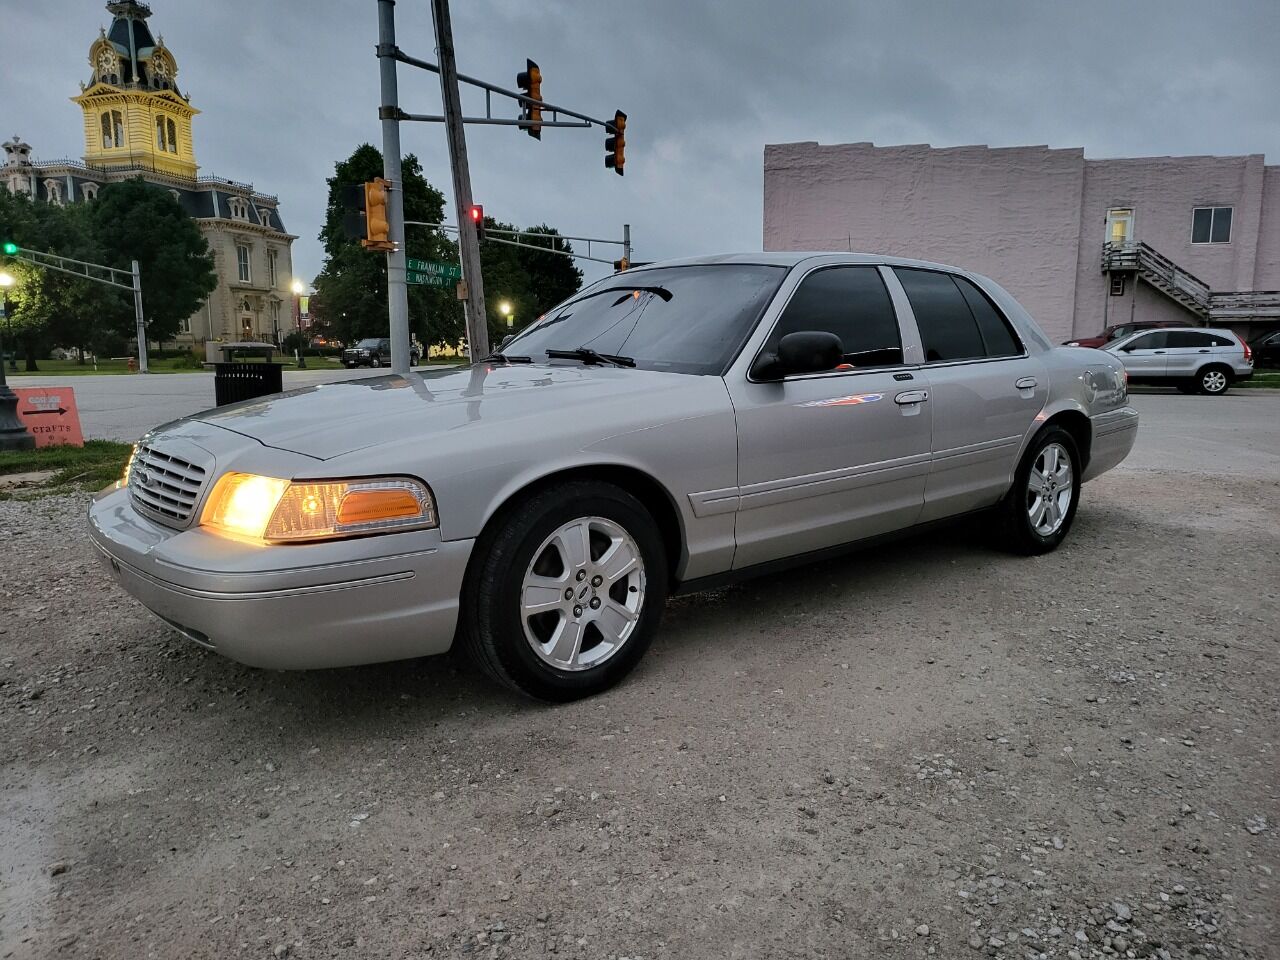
[463,481,668,701]
[1197,365,1230,395]
[998,425,1081,555]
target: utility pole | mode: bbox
[376,0,412,375]
[430,0,490,360]
[131,259,148,373]
[622,224,631,269]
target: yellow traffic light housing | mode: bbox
[517,59,543,140]
[605,111,626,176]
[362,178,394,251]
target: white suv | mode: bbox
[1106,327,1254,395]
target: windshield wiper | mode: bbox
[605,285,673,305]
[481,352,533,364]
[545,347,636,368]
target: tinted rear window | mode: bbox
[895,268,986,362]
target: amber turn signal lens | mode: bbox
[337,489,422,525]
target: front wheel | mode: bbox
[370,355,383,368]
[1197,366,1230,395]
[997,425,1082,555]
[463,481,668,701]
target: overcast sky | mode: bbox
[5,1,1278,286]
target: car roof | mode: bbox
[1116,327,1238,338]
[625,251,976,274]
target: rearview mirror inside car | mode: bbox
[752,331,844,381]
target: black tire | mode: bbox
[997,425,1082,555]
[343,361,355,369]
[463,481,669,701]
[371,355,383,368]
[1196,365,1231,395]
[410,353,420,368]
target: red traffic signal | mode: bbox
[605,110,626,176]
[516,59,543,140]
[468,204,485,242]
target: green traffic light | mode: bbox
[1,242,17,256]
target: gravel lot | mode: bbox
[2,393,1277,960]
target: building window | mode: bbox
[101,110,125,148]
[227,196,250,220]
[167,118,177,154]
[169,189,182,204]
[155,116,167,151]
[1192,206,1232,244]
[80,182,99,201]
[236,243,251,283]
[1109,275,1126,297]
[44,179,63,206]
[268,249,278,288]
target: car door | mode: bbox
[1114,331,1169,379]
[1164,331,1216,377]
[889,267,1049,522]
[725,264,933,569]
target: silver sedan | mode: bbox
[89,253,1138,700]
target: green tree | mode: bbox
[314,144,463,349]
[479,221,583,344]
[89,177,216,344]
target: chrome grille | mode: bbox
[129,442,209,527]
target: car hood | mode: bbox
[192,363,717,459]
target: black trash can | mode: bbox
[214,362,284,407]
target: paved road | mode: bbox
[1123,389,1280,479]
[10,365,443,442]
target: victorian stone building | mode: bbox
[1,0,298,346]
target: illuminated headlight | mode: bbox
[118,443,140,489]
[200,473,437,543]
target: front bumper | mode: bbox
[88,485,473,669]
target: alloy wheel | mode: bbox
[1026,442,1073,537]
[520,516,646,671]
[1202,370,1227,394]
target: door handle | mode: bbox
[1198,349,1210,353]
[894,390,929,405]
[1014,377,1037,390]
[1153,350,1166,354]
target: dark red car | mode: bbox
[1064,319,1193,349]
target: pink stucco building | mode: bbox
[763,141,1280,343]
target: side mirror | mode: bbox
[752,331,844,381]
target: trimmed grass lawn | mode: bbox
[0,439,133,498]
[6,357,203,375]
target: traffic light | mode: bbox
[1,241,17,256]
[605,110,626,176]
[363,178,393,251]
[516,59,542,140]
[468,204,485,242]
[613,257,629,272]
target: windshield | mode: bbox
[356,338,381,349]
[502,264,787,375]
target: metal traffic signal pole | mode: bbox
[375,0,412,375]
[430,0,490,360]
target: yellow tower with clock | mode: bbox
[71,0,198,178]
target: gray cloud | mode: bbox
[6,1,1278,286]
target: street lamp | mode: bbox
[0,271,35,451]
[499,300,514,328]
[0,271,16,372]
[290,279,307,368]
